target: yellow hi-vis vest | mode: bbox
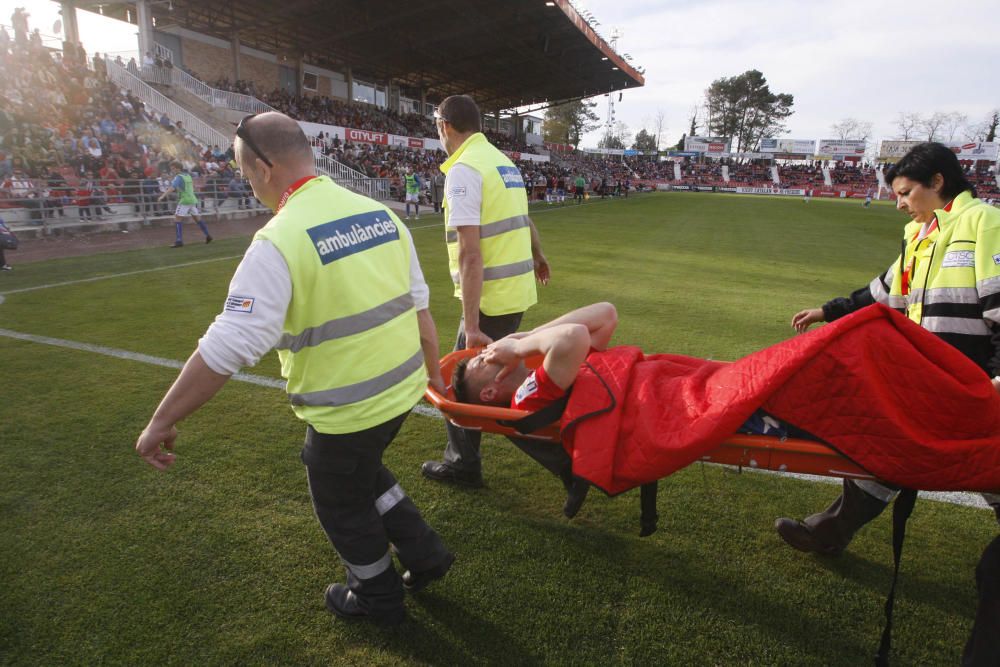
[441,132,537,316]
[869,190,1000,373]
[254,176,426,434]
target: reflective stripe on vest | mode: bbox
[885,191,1000,340]
[253,176,426,434]
[275,292,414,353]
[445,214,531,243]
[441,133,537,316]
[869,272,906,310]
[288,348,424,407]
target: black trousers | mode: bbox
[303,411,449,617]
[443,310,574,480]
[963,535,1000,666]
[443,311,523,472]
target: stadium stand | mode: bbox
[0,41,262,229]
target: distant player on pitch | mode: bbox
[159,161,213,247]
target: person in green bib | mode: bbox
[421,94,559,490]
[403,166,421,220]
[158,161,212,247]
[135,112,453,627]
[574,173,586,204]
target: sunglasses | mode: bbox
[235,114,272,168]
[433,111,449,124]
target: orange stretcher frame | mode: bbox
[424,349,876,482]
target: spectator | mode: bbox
[0,216,16,270]
[11,7,28,47]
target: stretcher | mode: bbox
[425,348,978,665]
[425,348,877,483]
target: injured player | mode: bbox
[453,302,811,514]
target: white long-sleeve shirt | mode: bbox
[198,222,429,376]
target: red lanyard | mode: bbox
[276,175,317,212]
[901,198,953,295]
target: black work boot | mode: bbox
[559,467,591,519]
[421,460,483,488]
[402,551,456,594]
[775,479,890,556]
[324,584,405,627]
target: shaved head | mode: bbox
[239,112,313,167]
[235,111,316,210]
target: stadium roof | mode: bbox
[82,0,644,111]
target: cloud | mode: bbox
[580,0,1000,145]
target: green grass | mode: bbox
[0,193,992,665]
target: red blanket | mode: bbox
[561,305,1000,495]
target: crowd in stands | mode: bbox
[3,20,996,227]
[225,84,441,139]
[829,164,878,193]
[0,31,257,224]
[726,163,773,186]
[778,164,825,188]
[970,166,1000,202]
[211,76,542,154]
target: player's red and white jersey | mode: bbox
[512,364,567,412]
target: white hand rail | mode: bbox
[168,66,277,115]
[106,58,389,200]
[314,153,391,200]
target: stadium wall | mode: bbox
[159,26,346,99]
[171,31,279,91]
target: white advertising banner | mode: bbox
[736,186,806,196]
[949,142,999,161]
[879,140,920,160]
[760,138,816,154]
[298,120,553,162]
[685,135,732,153]
[817,139,866,156]
[879,140,998,162]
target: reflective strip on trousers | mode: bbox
[445,214,530,243]
[375,483,406,516]
[340,550,393,580]
[855,479,900,503]
[921,315,991,336]
[288,349,424,407]
[908,286,979,306]
[275,293,415,353]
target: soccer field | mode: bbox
[1,192,993,665]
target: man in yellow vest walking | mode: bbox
[421,95,554,489]
[134,112,453,626]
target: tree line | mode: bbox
[543,70,998,152]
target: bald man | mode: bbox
[135,112,454,626]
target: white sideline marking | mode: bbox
[0,190,988,510]
[0,327,986,510]
[0,255,243,296]
[0,327,442,419]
